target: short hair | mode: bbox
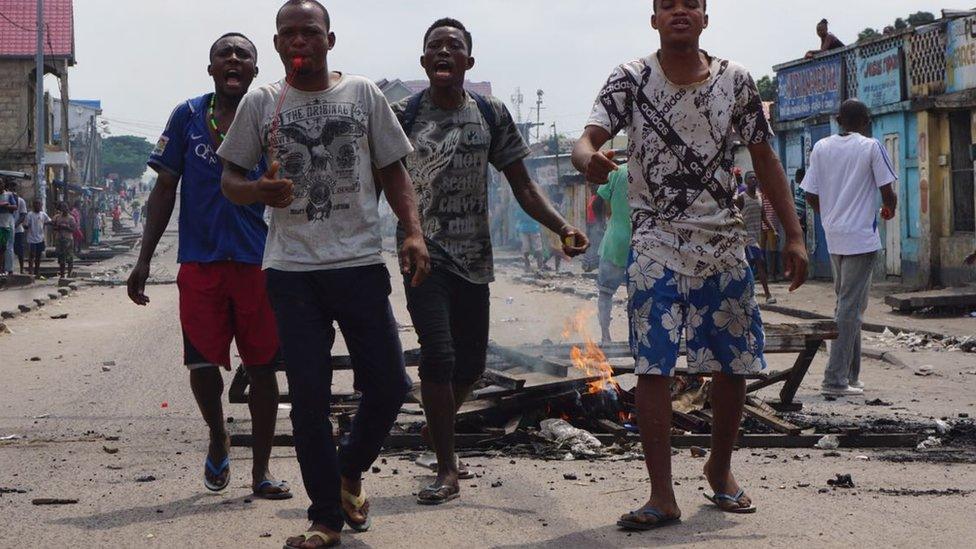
[819,19,829,26]
[424,17,473,53]
[209,32,257,61]
[653,0,707,14]
[838,99,870,127]
[277,0,330,29]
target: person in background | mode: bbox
[52,201,78,279]
[802,99,898,398]
[582,184,607,272]
[71,200,83,253]
[737,173,774,303]
[515,206,544,272]
[805,19,845,58]
[596,164,631,345]
[0,179,17,280]
[793,167,808,234]
[24,199,50,277]
[11,181,27,274]
[761,175,782,281]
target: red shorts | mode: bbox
[177,262,279,368]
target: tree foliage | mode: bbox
[757,75,778,102]
[101,135,153,180]
[858,11,935,43]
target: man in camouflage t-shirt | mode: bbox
[394,18,588,505]
[573,0,808,531]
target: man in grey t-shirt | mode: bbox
[393,18,588,506]
[218,1,430,546]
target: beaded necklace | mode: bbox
[208,94,225,143]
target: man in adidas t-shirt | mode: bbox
[573,0,808,530]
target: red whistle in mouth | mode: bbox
[291,57,305,72]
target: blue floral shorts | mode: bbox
[627,252,767,377]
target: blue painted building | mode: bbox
[772,15,976,288]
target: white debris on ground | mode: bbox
[871,328,976,353]
[538,418,603,457]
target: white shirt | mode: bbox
[15,197,27,233]
[801,133,897,256]
[25,211,50,244]
[0,191,15,230]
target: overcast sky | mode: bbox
[63,0,961,142]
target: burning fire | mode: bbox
[563,308,621,395]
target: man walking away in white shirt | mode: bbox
[801,99,898,397]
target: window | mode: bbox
[949,111,975,233]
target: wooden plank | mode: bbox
[481,368,527,390]
[885,285,976,312]
[742,404,802,435]
[232,432,919,449]
[487,343,569,377]
[779,340,822,405]
[672,410,711,433]
[745,369,793,393]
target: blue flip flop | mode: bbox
[253,479,293,500]
[617,507,681,530]
[704,488,757,513]
[204,455,230,492]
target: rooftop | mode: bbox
[0,0,75,62]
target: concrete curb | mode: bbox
[0,284,77,324]
[760,303,949,340]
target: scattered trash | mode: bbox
[0,487,27,494]
[101,366,111,372]
[915,365,934,377]
[49,314,68,320]
[102,361,116,367]
[917,436,942,450]
[32,414,49,419]
[102,446,119,455]
[865,398,892,406]
[161,402,168,409]
[226,417,235,423]
[815,435,840,450]
[823,451,842,457]
[260,532,272,538]
[135,475,157,483]
[371,466,381,474]
[690,446,708,458]
[0,434,23,441]
[32,498,78,505]
[29,357,40,362]
[827,474,855,489]
[933,419,951,435]
[491,481,503,488]
[855,455,870,461]
[563,473,578,480]
[505,297,515,305]
[538,419,602,456]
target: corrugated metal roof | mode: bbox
[0,0,74,60]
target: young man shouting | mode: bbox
[572,0,808,530]
[128,32,291,500]
[219,2,429,547]
[392,18,588,505]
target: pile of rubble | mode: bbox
[871,328,976,353]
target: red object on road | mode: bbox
[161,401,168,409]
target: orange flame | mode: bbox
[563,308,621,395]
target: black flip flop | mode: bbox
[704,489,757,513]
[617,507,681,531]
[417,484,460,505]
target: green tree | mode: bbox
[907,11,936,27]
[859,27,881,41]
[757,75,778,102]
[894,18,908,30]
[101,135,153,180]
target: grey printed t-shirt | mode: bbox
[587,52,773,278]
[218,74,413,272]
[392,91,529,284]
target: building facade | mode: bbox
[773,13,976,288]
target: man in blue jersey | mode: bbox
[127,32,291,500]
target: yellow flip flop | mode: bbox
[340,487,371,532]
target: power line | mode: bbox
[0,10,36,33]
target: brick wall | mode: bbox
[0,60,38,200]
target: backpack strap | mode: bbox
[468,91,499,147]
[400,91,427,137]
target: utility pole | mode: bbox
[551,122,560,183]
[510,87,524,124]
[35,0,46,209]
[532,89,545,142]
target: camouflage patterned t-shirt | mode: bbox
[393,91,529,284]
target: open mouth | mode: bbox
[671,18,692,30]
[225,69,242,86]
[433,60,453,78]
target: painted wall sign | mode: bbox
[857,48,903,107]
[777,57,843,121]
[946,15,976,93]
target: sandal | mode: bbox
[253,479,293,500]
[203,455,230,492]
[340,487,371,532]
[617,506,681,531]
[282,530,340,549]
[417,483,460,505]
[704,489,757,513]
